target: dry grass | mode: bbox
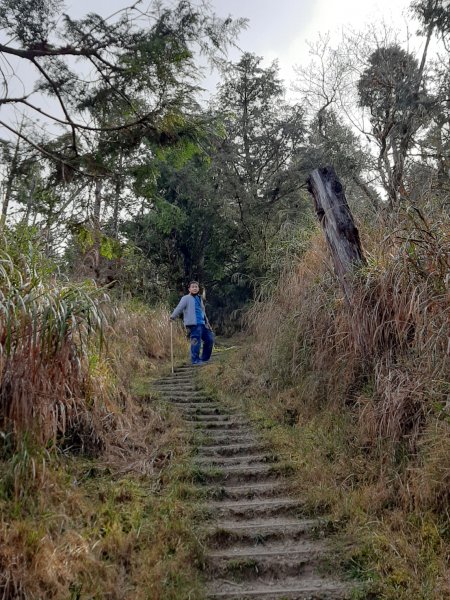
[0,244,107,446]
[88,300,188,475]
[0,299,199,599]
[0,434,204,599]
[248,206,449,449]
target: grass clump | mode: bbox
[0,239,106,447]
[0,451,205,599]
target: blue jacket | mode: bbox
[171,294,207,326]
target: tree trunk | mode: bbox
[91,179,103,280]
[22,176,37,226]
[112,153,124,237]
[307,166,365,302]
[352,174,380,212]
[0,134,22,230]
[93,179,102,224]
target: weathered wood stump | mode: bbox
[307,166,365,302]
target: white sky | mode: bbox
[62,0,416,87]
[207,0,415,80]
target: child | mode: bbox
[170,281,214,365]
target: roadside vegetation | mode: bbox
[0,228,206,599]
[0,0,449,597]
[201,200,450,599]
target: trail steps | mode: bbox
[153,364,354,600]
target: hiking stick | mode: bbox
[170,320,174,374]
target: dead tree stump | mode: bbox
[307,166,365,302]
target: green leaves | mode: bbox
[0,0,64,46]
[150,199,187,236]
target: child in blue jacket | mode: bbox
[170,281,214,364]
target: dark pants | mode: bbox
[188,324,214,364]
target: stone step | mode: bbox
[158,390,210,398]
[173,404,227,414]
[153,378,197,384]
[160,378,194,384]
[196,443,269,457]
[206,577,350,599]
[158,375,194,382]
[184,414,242,422]
[206,518,321,548]
[208,539,327,560]
[195,453,277,468]
[166,395,214,403]
[206,497,303,520]
[153,385,199,392]
[192,420,249,430]
[195,463,285,485]
[202,481,289,501]
[205,541,328,579]
[199,433,262,446]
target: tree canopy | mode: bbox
[0,0,448,329]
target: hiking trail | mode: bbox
[153,364,354,600]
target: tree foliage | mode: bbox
[214,53,308,271]
[0,0,244,169]
[357,44,430,205]
[0,0,449,331]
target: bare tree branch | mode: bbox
[0,119,97,178]
[12,98,160,135]
[31,57,79,155]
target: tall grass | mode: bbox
[95,300,188,475]
[248,206,449,451]
[0,230,188,452]
[0,243,107,446]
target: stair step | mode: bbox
[174,404,226,413]
[167,396,214,403]
[193,421,249,430]
[196,443,268,457]
[208,539,327,559]
[207,518,321,547]
[195,454,276,468]
[205,543,328,579]
[196,463,283,485]
[207,497,302,516]
[158,376,194,382]
[200,434,262,445]
[159,390,210,397]
[202,481,289,501]
[154,387,199,394]
[206,577,350,599]
[184,414,241,422]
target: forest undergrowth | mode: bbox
[201,203,450,600]
[0,231,204,599]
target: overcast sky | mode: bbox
[1,0,420,137]
[65,0,416,85]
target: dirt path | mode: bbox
[154,365,354,600]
